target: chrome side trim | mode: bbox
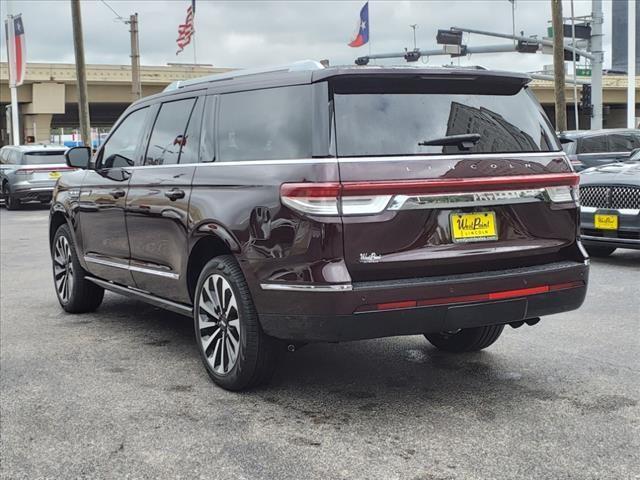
[123,152,564,170]
[84,256,128,270]
[388,189,547,210]
[84,256,180,279]
[129,264,180,279]
[260,282,353,292]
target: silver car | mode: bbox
[0,144,72,210]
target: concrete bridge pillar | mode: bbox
[23,113,53,143]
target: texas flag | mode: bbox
[348,2,369,48]
[4,14,26,87]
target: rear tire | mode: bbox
[585,245,615,257]
[3,183,20,210]
[425,325,504,353]
[194,255,279,391]
[52,224,104,313]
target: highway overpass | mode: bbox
[1,62,638,145]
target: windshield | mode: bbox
[22,151,67,165]
[334,89,560,157]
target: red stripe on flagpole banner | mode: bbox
[14,35,23,85]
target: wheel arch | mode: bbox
[187,230,239,302]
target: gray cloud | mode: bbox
[1,0,614,72]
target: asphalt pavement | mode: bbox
[1,205,639,480]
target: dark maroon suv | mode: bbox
[50,62,589,390]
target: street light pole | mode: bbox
[409,24,418,50]
[70,0,91,147]
[128,13,142,101]
[551,0,567,132]
[590,0,604,129]
[627,0,637,128]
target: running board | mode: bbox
[86,276,193,317]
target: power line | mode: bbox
[99,0,125,22]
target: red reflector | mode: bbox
[342,173,579,196]
[549,281,584,291]
[376,300,417,311]
[362,281,585,313]
[488,285,549,300]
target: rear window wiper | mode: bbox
[419,133,482,151]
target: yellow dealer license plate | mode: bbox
[594,213,618,230]
[451,211,498,243]
[49,171,61,179]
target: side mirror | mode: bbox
[65,146,91,169]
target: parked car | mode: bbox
[579,147,640,256]
[0,144,72,209]
[559,128,640,171]
[49,62,588,390]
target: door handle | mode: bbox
[110,189,126,199]
[165,188,185,201]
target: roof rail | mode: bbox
[164,59,325,92]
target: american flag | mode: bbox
[176,0,195,55]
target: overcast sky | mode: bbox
[1,0,616,72]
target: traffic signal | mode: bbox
[580,84,592,115]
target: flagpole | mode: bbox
[5,11,20,145]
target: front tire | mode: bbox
[585,245,615,257]
[194,255,279,391]
[52,224,104,313]
[425,325,504,353]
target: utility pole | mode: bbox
[129,13,142,100]
[70,0,91,147]
[591,0,604,130]
[627,0,637,129]
[551,0,567,132]
[570,0,580,129]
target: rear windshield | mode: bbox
[22,151,67,165]
[334,89,560,157]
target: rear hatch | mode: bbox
[330,73,580,282]
[18,150,71,184]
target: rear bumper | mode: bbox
[10,183,55,201]
[258,260,589,342]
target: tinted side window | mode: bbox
[101,107,149,169]
[578,135,608,154]
[218,86,312,162]
[609,134,640,151]
[145,98,196,166]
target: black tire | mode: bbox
[585,245,616,257]
[425,325,504,353]
[194,255,279,391]
[3,183,20,210]
[52,224,104,313]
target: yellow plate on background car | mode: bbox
[49,171,61,179]
[594,213,618,230]
[450,211,498,243]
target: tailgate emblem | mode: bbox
[360,252,382,264]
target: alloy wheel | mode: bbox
[197,274,241,374]
[53,236,74,303]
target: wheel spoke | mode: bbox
[226,336,237,365]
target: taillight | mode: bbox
[280,183,341,215]
[281,173,580,216]
[14,167,75,175]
